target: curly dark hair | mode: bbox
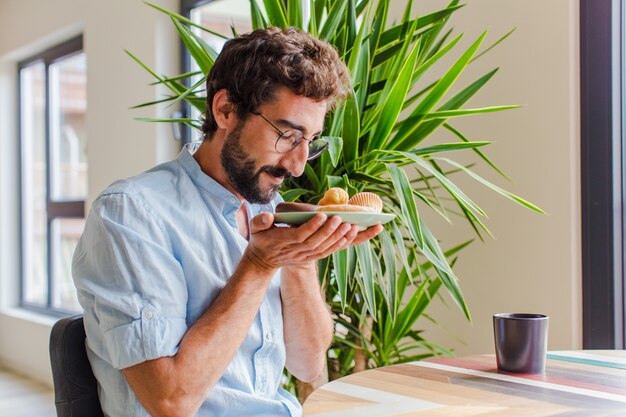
[202,27,351,139]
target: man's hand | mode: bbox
[244,212,383,271]
[350,223,384,246]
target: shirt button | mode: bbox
[265,332,273,342]
[143,310,154,320]
[229,197,238,204]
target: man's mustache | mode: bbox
[260,165,293,179]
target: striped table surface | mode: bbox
[303,350,626,417]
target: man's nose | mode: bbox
[280,141,309,177]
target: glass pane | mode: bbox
[20,62,48,306]
[190,0,254,52]
[49,52,87,201]
[50,218,84,312]
[189,0,254,141]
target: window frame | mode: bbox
[179,0,217,144]
[580,0,626,348]
[181,0,214,16]
[17,35,86,316]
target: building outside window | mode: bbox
[18,36,87,314]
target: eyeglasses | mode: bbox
[252,111,329,161]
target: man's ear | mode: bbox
[212,89,238,130]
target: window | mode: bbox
[181,0,254,143]
[18,36,87,314]
[580,0,625,349]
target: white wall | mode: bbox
[389,0,581,356]
[0,0,180,386]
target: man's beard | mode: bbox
[220,123,292,204]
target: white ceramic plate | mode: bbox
[273,211,395,230]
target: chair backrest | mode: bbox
[49,315,104,417]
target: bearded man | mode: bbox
[72,27,382,417]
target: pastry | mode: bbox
[316,204,376,213]
[318,187,349,206]
[347,192,383,213]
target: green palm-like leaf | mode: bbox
[287,0,303,27]
[386,164,424,249]
[144,2,228,39]
[444,123,510,180]
[307,0,318,35]
[332,248,350,311]
[166,75,206,110]
[438,158,546,214]
[125,50,191,100]
[325,136,343,168]
[319,0,348,41]
[409,141,491,156]
[262,0,288,27]
[392,32,487,150]
[419,105,520,121]
[379,229,398,321]
[378,5,463,47]
[171,17,213,75]
[251,0,268,29]
[342,94,361,166]
[149,70,202,85]
[368,40,420,152]
[129,96,178,109]
[355,241,377,316]
[280,188,310,202]
[401,68,503,147]
[368,0,389,61]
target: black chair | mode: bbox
[49,315,104,417]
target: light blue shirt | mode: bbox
[72,145,300,417]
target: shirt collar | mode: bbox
[176,143,241,211]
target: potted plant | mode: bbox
[128,0,543,400]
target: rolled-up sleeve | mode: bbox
[73,190,188,370]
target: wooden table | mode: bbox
[303,351,626,416]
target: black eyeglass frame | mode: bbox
[251,111,329,160]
